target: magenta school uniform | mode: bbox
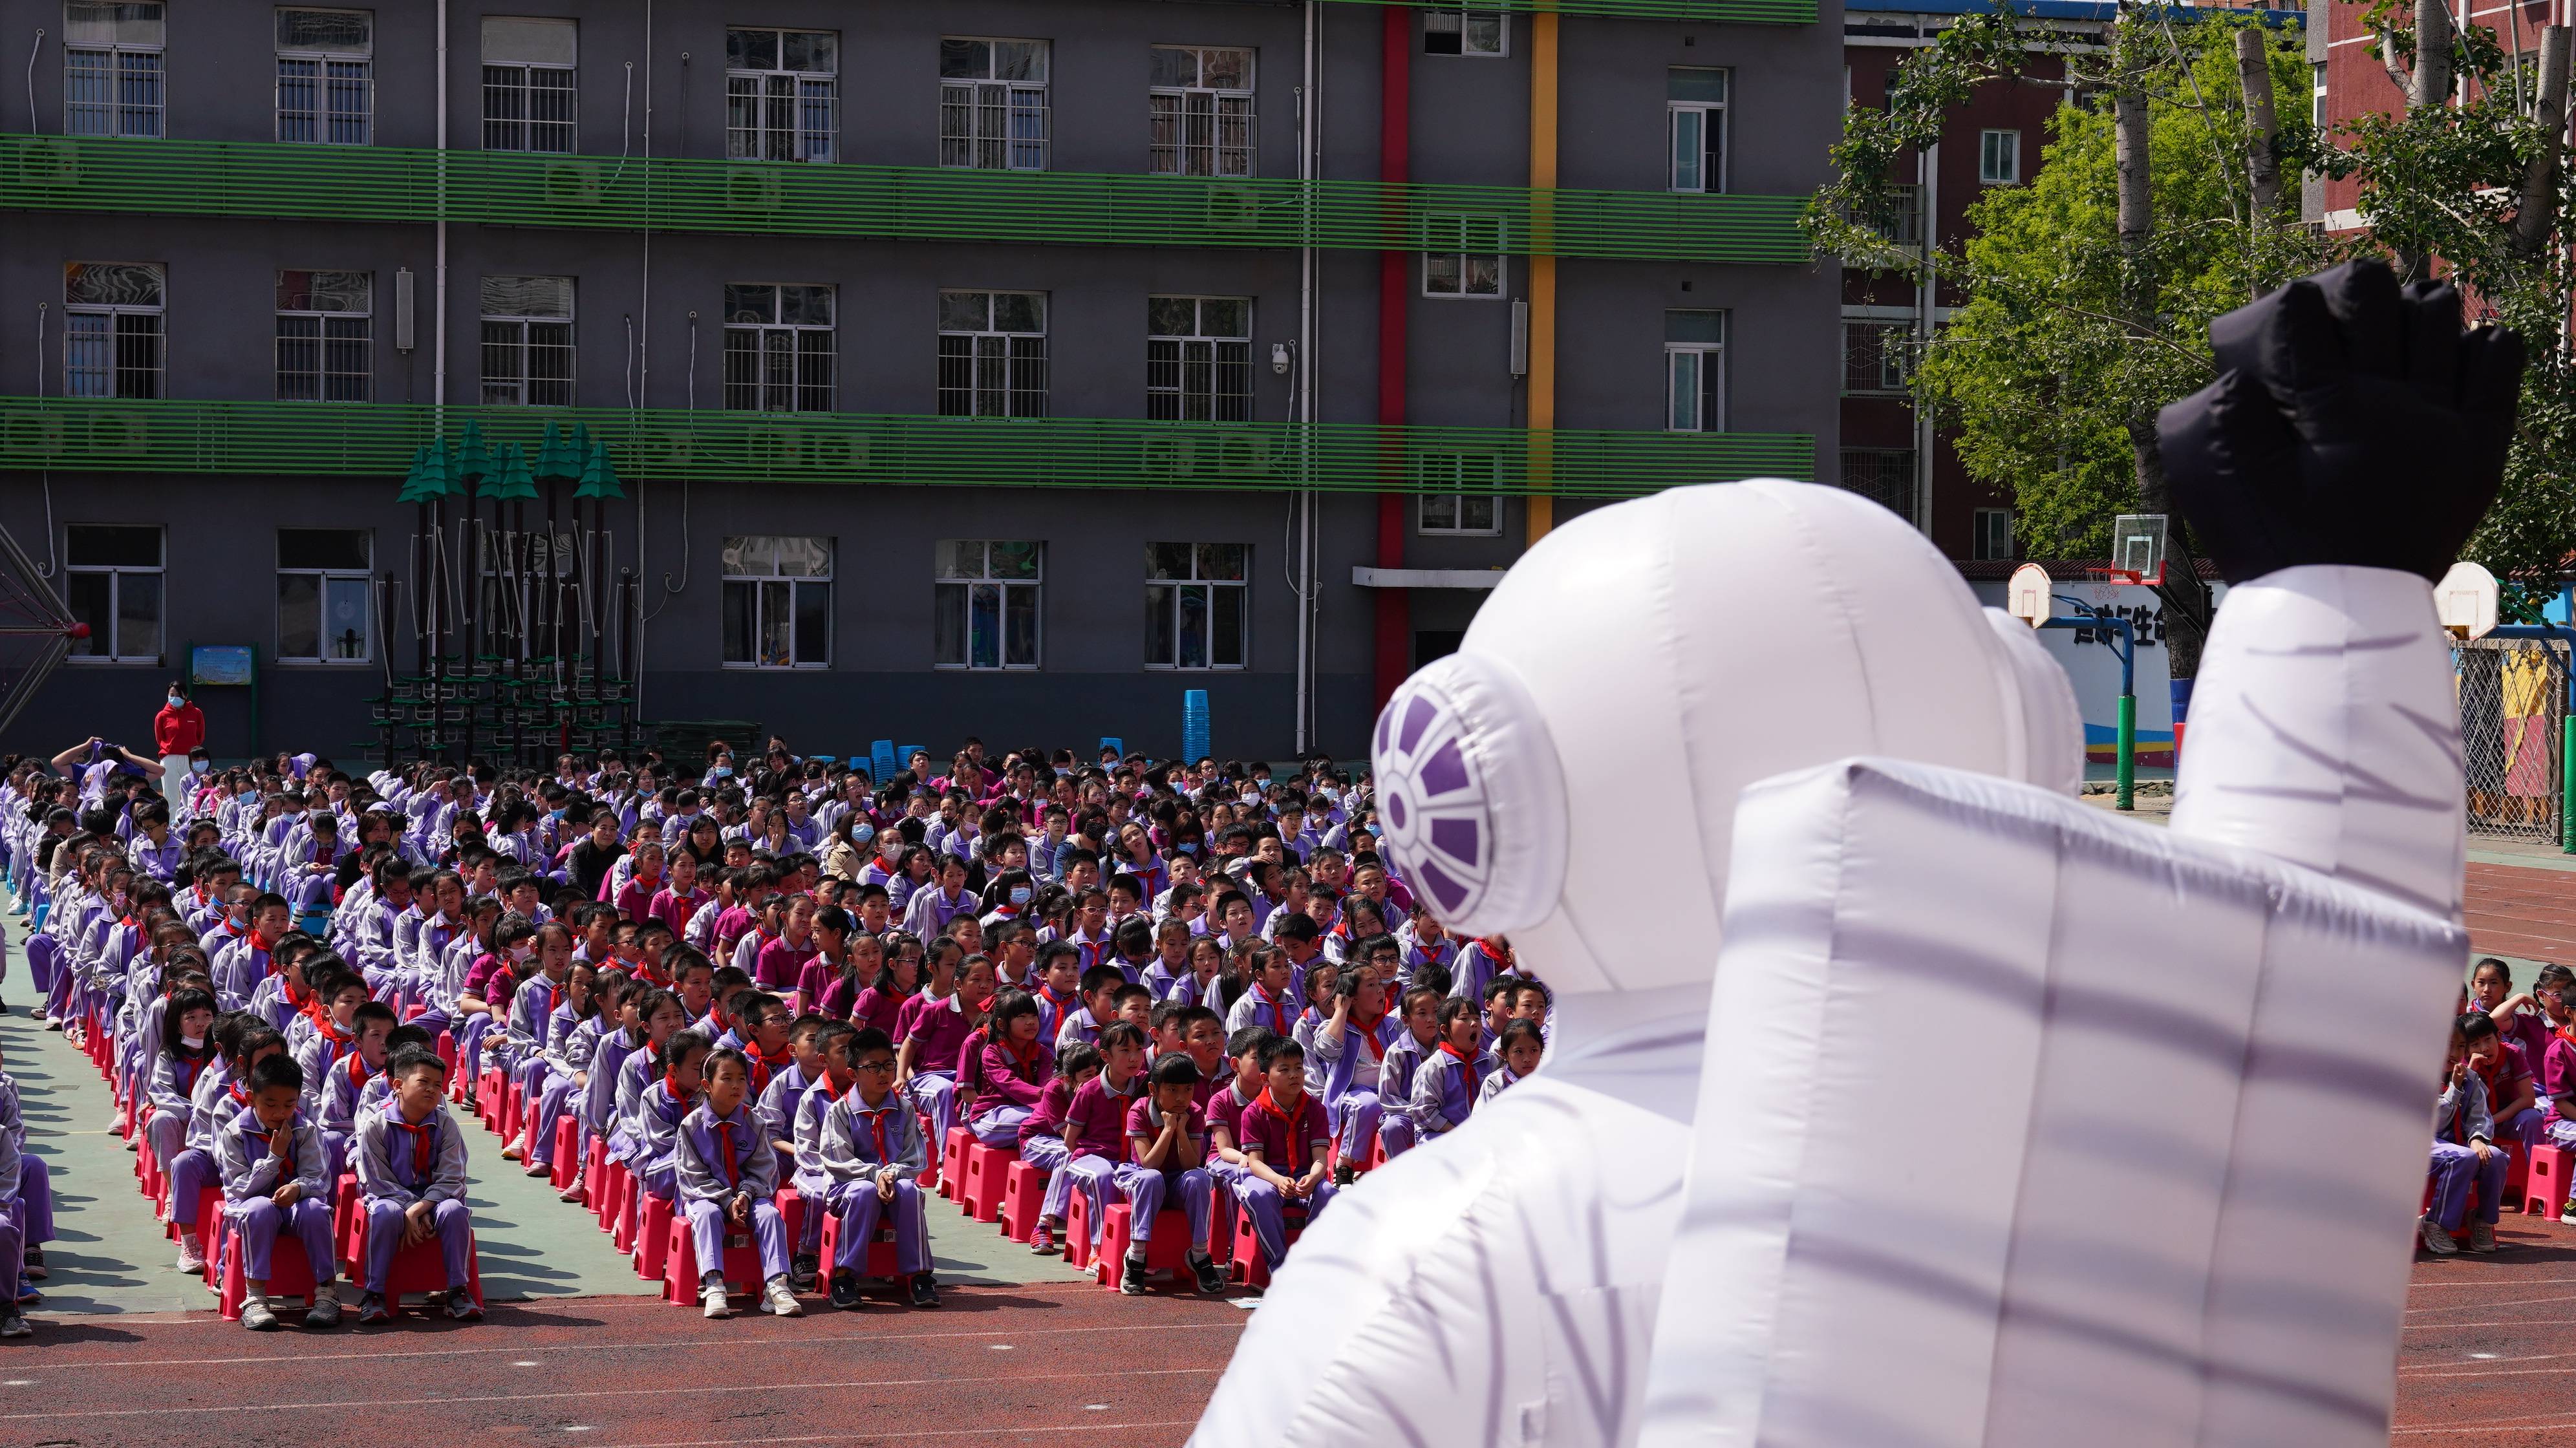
[1115,1093,1215,1252]
[966,1032,1053,1145]
[852,985,908,1040]
[895,991,976,1149]
[2542,1026,2576,1151]
[1232,1087,1339,1270]
[753,935,818,994]
[646,886,708,941]
[1056,1072,1147,1247]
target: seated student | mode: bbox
[515,961,600,1186]
[1307,969,1401,1182]
[1055,1021,1150,1257]
[753,1010,827,1173]
[316,1001,396,1182]
[967,988,1053,1146]
[676,1047,802,1319]
[736,994,798,1098]
[215,1054,344,1330]
[171,1016,274,1272]
[0,1036,51,1294]
[454,911,533,1076]
[244,935,321,1036]
[1375,985,1442,1165]
[358,1023,435,1120]
[2427,1013,2509,1256]
[145,982,221,1191]
[1406,997,1493,1146]
[1203,1027,1273,1202]
[1234,1035,1338,1275]
[1020,1042,1102,1256]
[671,952,721,1034]
[781,1018,852,1288]
[292,968,372,1118]
[1476,975,1518,1054]
[1027,944,1081,1044]
[1053,964,1124,1055]
[819,1027,940,1310]
[1112,1052,1227,1295]
[2465,1009,2543,1149]
[1109,981,1155,1038]
[897,946,991,1153]
[631,1030,709,1202]
[1448,933,1514,1006]
[2533,966,2576,1206]
[1479,1020,1545,1105]
[604,990,687,1178]
[1225,944,1299,1040]
[494,924,575,1148]
[351,1047,482,1323]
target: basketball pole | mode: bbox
[2039,604,2136,812]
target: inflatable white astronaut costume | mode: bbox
[1190,263,2502,1448]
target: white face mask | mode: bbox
[180,1034,206,1049]
[167,695,185,708]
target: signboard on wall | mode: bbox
[189,645,254,688]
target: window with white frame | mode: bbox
[480,275,574,406]
[64,524,162,662]
[1840,319,1912,395]
[1422,214,1505,298]
[727,27,837,162]
[482,16,576,153]
[1666,310,1727,432]
[935,540,1042,669]
[1418,454,1501,536]
[63,261,163,399]
[1423,7,1507,56]
[722,283,835,412]
[722,536,833,668]
[277,528,372,663]
[1972,508,2015,562]
[1146,543,1247,670]
[276,270,371,402]
[1668,68,1729,193]
[940,37,1048,171]
[63,1,164,138]
[2312,62,2328,129]
[938,290,1048,418]
[276,8,373,145]
[1146,296,1252,421]
[1148,45,1255,177]
[1979,128,2021,185]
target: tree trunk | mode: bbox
[2398,0,2454,281]
[2514,27,2571,259]
[2115,90,2153,323]
[2235,29,2282,220]
[2114,83,2215,685]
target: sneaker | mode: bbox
[356,1293,392,1325]
[829,1270,863,1311]
[0,1305,27,1339]
[40,1017,58,1032]
[303,1290,343,1329]
[1190,1251,1225,1295]
[557,1181,586,1205]
[762,1277,804,1317]
[909,1272,940,1309]
[1119,1255,1149,1296]
[23,1248,45,1281]
[176,1241,206,1274]
[1029,1222,1058,1255]
[240,1295,280,1331]
[702,1282,732,1319]
[2419,1216,2460,1257]
[445,1290,482,1321]
[500,1144,522,1162]
[2470,1220,2500,1253]
[523,1159,552,1178]
[789,1253,819,1293]
[1334,1163,1357,1188]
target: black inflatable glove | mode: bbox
[2156,259,2524,584]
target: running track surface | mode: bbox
[0,1281,1247,1447]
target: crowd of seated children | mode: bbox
[0,734,1555,1334]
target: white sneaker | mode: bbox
[557,1181,586,1205]
[176,1240,206,1273]
[2420,1216,2460,1256]
[762,1277,804,1317]
[2469,1220,2499,1253]
[701,1283,731,1319]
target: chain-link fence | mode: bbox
[2456,637,2566,842]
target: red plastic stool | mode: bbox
[998,1160,1047,1243]
[476,1065,506,1130]
[1206,1179,1234,1268]
[1230,1199,1309,1287]
[633,1191,676,1281]
[550,1116,581,1191]
[196,1185,228,1287]
[916,1113,943,1192]
[332,1172,360,1259]
[963,1143,1016,1223]
[346,1202,486,1308]
[2524,1144,2571,1217]
[940,1127,971,1203]
[217,1217,322,1321]
[1090,1203,1196,1290]
[815,1204,905,1279]
[661,1205,767,1303]
[1065,1187,1093,1272]
[602,1160,634,1238]
[2505,1141,2532,1209]
[583,1137,610,1214]
[499,1076,525,1142]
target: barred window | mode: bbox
[1148,45,1254,177]
[1839,447,1918,518]
[1840,320,1913,396]
[480,274,574,407]
[722,536,833,668]
[65,524,163,662]
[937,290,1047,418]
[275,269,372,402]
[727,27,837,162]
[722,283,835,413]
[63,261,163,399]
[277,528,373,663]
[276,8,374,145]
[935,540,1042,669]
[1423,214,1505,298]
[63,1,164,138]
[1145,542,1248,670]
[1418,455,1500,536]
[1146,296,1252,421]
[939,37,1048,171]
[482,17,577,153]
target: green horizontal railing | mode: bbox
[1333,0,1814,20]
[0,134,1810,264]
[0,398,1812,496]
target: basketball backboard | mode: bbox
[2435,560,2499,640]
[2007,563,2054,628]
[2109,515,2167,584]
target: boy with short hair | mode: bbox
[1234,1036,1337,1273]
[316,1000,396,1181]
[819,1027,939,1310]
[217,1054,343,1330]
[1056,1021,1150,1256]
[676,1048,801,1319]
[351,1048,481,1323]
[1115,1052,1227,1295]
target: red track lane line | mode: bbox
[0,1365,1226,1421]
[592,1423,1197,1447]
[0,1318,1243,1373]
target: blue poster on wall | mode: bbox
[190,645,254,687]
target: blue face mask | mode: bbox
[550,807,566,820]
[1009,886,1032,906]
[852,824,875,846]
[1178,843,1198,856]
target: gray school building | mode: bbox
[0,0,1841,762]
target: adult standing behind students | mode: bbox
[154,683,206,814]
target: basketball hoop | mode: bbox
[2106,514,2168,585]
[2435,560,2500,640]
[2007,563,2054,628]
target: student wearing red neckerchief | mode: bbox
[1232,1035,1338,1275]
[352,1048,481,1323]
[316,1001,396,1183]
[215,1053,345,1330]
[1109,1052,1227,1295]
[674,1048,801,1319]
[1406,997,1496,1147]
[966,990,1054,1147]
[1308,970,1405,1185]
[817,1027,939,1310]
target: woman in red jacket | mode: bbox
[153,681,205,813]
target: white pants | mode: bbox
[160,756,189,814]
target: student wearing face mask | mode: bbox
[153,683,206,817]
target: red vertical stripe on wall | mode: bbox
[1373,6,1413,710]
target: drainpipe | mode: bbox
[433,0,447,410]
[1373,8,1411,710]
[1527,14,1558,543]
